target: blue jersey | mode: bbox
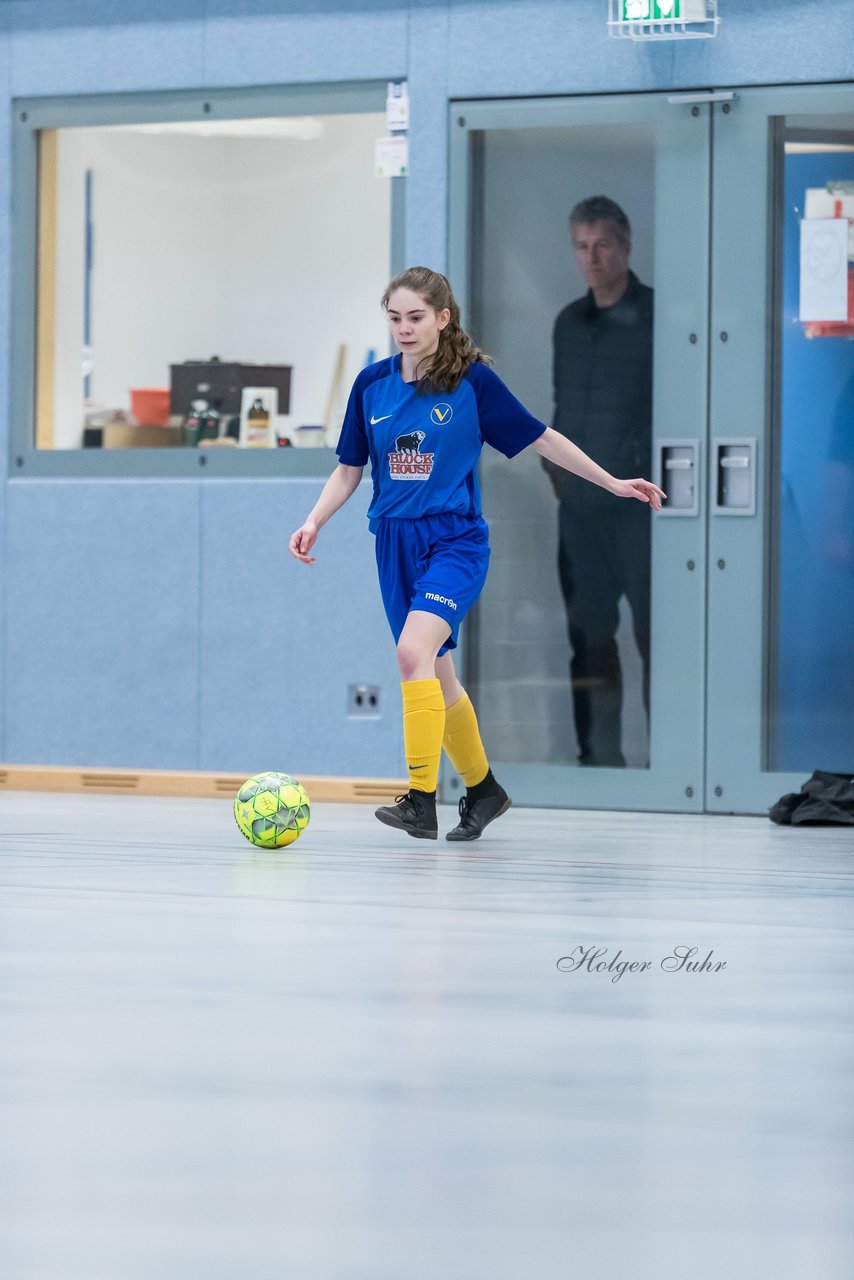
[335,355,546,526]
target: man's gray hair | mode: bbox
[569,196,631,245]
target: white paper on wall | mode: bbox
[375,135,408,177]
[386,82,409,133]
[799,218,849,322]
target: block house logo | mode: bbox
[388,430,434,480]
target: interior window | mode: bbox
[35,113,391,453]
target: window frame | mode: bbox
[10,81,405,478]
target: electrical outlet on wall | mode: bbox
[348,684,380,717]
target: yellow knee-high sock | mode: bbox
[402,679,445,793]
[442,690,489,788]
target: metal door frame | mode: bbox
[705,81,854,813]
[447,92,711,813]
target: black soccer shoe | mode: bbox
[445,784,512,842]
[375,790,438,840]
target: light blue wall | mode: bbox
[1,0,852,774]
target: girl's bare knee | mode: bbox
[396,639,424,681]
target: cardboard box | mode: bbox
[98,424,184,448]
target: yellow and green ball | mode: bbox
[233,772,311,848]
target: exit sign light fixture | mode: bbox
[609,0,719,39]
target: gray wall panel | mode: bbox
[666,0,854,87]
[4,481,201,767]
[203,0,407,88]
[7,1,207,97]
[405,2,451,271]
[448,0,670,98]
[198,479,403,777]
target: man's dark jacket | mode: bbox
[552,270,653,511]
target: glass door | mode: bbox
[706,83,854,813]
[448,93,711,812]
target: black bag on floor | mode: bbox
[769,771,854,826]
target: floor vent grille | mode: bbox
[81,773,140,790]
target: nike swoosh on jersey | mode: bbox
[370,414,393,425]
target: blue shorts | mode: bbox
[372,513,490,655]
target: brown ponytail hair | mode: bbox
[381,266,490,393]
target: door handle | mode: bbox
[713,438,757,515]
[656,439,699,516]
[667,92,737,106]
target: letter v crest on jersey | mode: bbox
[430,403,453,425]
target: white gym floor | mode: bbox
[1,791,852,1280]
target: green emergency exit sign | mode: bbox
[623,1,674,16]
[623,0,705,17]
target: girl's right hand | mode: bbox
[289,520,319,564]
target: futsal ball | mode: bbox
[233,772,311,848]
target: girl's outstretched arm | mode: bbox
[531,428,665,510]
[288,463,365,564]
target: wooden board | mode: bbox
[0,765,408,804]
[35,129,58,451]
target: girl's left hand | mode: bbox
[611,478,666,511]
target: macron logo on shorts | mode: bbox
[424,592,457,611]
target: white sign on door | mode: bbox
[799,218,848,322]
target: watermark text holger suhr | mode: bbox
[557,945,727,983]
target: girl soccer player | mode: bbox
[289,267,664,842]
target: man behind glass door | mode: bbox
[545,196,653,767]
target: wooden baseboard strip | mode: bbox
[0,765,407,805]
